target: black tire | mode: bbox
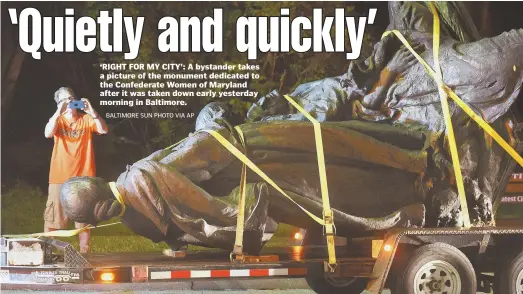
[495,250,523,294]
[395,242,476,294]
[305,263,368,294]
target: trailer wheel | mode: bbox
[305,264,367,294]
[495,250,523,294]
[395,243,476,294]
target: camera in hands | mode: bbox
[69,98,85,109]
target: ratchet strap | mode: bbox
[232,126,248,256]
[2,222,120,238]
[162,125,331,259]
[282,94,337,269]
[201,95,338,269]
[382,2,523,227]
[429,2,470,228]
[220,96,338,269]
[382,9,471,228]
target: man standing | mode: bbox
[44,87,108,253]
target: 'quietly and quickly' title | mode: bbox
[8,7,377,60]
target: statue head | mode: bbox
[60,177,122,226]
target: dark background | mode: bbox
[2,1,523,192]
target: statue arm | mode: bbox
[124,159,240,227]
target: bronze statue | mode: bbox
[60,2,523,253]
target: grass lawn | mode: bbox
[1,182,296,253]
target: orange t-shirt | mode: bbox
[49,113,97,184]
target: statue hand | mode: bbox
[386,44,425,74]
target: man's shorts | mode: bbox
[44,183,87,230]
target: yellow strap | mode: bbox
[281,95,334,219]
[164,127,329,226]
[109,181,126,217]
[165,125,327,257]
[3,222,121,238]
[428,3,471,228]
[381,28,473,227]
[282,95,337,268]
[446,87,523,167]
[380,32,523,168]
[232,126,248,256]
[382,4,523,228]
[201,129,326,225]
[197,105,337,267]
[28,225,93,238]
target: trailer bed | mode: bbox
[85,247,328,268]
[0,244,376,286]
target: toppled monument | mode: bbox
[60,2,523,253]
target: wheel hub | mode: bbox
[413,260,461,294]
[427,280,441,291]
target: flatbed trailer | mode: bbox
[0,243,323,285]
[0,239,379,291]
[3,224,523,294]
